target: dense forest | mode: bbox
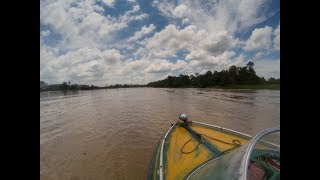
[147,61,279,88]
[40,81,144,91]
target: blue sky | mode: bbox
[41,0,280,86]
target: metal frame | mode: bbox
[192,121,279,149]
[192,121,253,139]
[239,127,280,180]
[159,122,178,180]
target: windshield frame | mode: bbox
[239,127,280,180]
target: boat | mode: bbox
[148,113,280,180]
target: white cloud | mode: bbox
[145,24,207,57]
[199,31,237,55]
[128,24,156,42]
[152,0,159,7]
[253,51,266,59]
[40,0,279,85]
[182,18,190,25]
[244,26,273,51]
[253,59,280,78]
[173,4,188,18]
[40,47,123,84]
[153,0,271,33]
[102,0,115,7]
[102,49,122,65]
[145,59,174,73]
[40,0,148,50]
[120,59,148,75]
[173,60,188,70]
[40,44,59,71]
[126,13,148,21]
[132,4,140,12]
[131,22,239,76]
[144,59,188,73]
[187,51,236,68]
[40,30,50,37]
[273,24,280,50]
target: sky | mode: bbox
[40,0,280,86]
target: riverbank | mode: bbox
[208,84,280,90]
[40,84,280,92]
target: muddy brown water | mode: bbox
[40,88,280,180]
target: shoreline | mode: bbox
[40,84,280,92]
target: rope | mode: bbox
[181,133,241,154]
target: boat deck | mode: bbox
[151,123,251,180]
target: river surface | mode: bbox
[40,88,280,180]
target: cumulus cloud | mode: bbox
[102,0,115,7]
[120,59,148,75]
[40,30,50,37]
[40,0,148,50]
[182,18,190,25]
[40,44,58,71]
[187,51,236,68]
[144,24,207,57]
[144,59,188,73]
[153,0,272,33]
[199,31,237,55]
[102,49,122,65]
[141,23,237,73]
[244,26,273,51]
[40,46,123,84]
[254,59,280,78]
[173,4,188,18]
[128,24,156,42]
[253,51,266,59]
[273,24,280,50]
[40,0,279,85]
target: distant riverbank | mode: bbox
[41,62,279,91]
[208,84,280,90]
[40,84,279,92]
[147,84,279,90]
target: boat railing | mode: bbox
[192,121,280,149]
[159,121,178,180]
[239,127,280,180]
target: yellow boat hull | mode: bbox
[148,122,252,180]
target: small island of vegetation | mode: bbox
[41,61,279,91]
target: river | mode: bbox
[40,88,280,179]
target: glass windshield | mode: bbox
[187,128,280,180]
[247,131,280,180]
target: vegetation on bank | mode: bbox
[147,62,279,89]
[209,84,280,90]
[40,81,144,91]
[40,61,279,91]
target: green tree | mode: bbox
[61,82,68,90]
[228,65,238,84]
[246,61,254,70]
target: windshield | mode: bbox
[187,127,280,180]
[246,130,280,180]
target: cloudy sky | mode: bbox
[40,0,280,86]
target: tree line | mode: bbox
[41,61,280,91]
[147,61,280,88]
[40,81,145,91]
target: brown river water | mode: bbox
[40,88,280,180]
